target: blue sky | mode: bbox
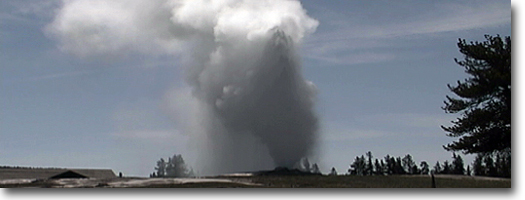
[1,0,511,177]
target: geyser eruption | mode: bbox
[47,0,319,174]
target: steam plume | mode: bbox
[48,0,319,174]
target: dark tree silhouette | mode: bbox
[374,159,382,175]
[329,167,337,176]
[483,154,497,177]
[155,158,166,177]
[442,35,511,154]
[473,154,485,176]
[380,160,387,175]
[451,153,465,175]
[384,155,395,175]
[433,161,442,174]
[402,154,416,174]
[346,152,457,176]
[394,157,406,175]
[471,151,510,178]
[442,161,452,174]
[349,155,366,175]
[366,151,373,175]
[420,161,430,175]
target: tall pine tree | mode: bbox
[442,35,511,154]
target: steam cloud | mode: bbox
[48,0,320,174]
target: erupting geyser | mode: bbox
[48,0,320,175]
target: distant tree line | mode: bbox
[347,151,430,176]
[345,151,509,178]
[432,153,466,175]
[150,154,195,178]
[471,151,511,178]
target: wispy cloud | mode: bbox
[2,0,60,21]
[321,127,394,142]
[320,113,456,142]
[4,70,94,84]
[356,113,456,129]
[303,1,510,65]
[0,12,31,24]
[112,129,187,140]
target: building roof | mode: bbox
[0,168,116,180]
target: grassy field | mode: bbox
[246,175,510,188]
[1,175,510,188]
[136,175,510,188]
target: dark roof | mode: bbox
[49,170,88,179]
[0,168,116,179]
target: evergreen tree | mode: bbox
[165,157,175,177]
[394,157,405,175]
[154,154,190,178]
[366,151,373,175]
[472,151,510,178]
[466,165,471,176]
[173,154,189,177]
[433,161,442,174]
[442,35,511,154]
[483,154,497,177]
[411,165,420,175]
[452,153,465,175]
[473,154,485,176]
[348,156,360,175]
[384,155,394,175]
[349,155,367,176]
[420,161,430,175]
[380,160,387,175]
[402,154,416,174]
[442,160,452,174]
[496,150,511,178]
[374,159,382,175]
[155,158,166,177]
[330,167,337,176]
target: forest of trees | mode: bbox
[153,151,509,178]
[347,152,431,176]
[346,151,509,178]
